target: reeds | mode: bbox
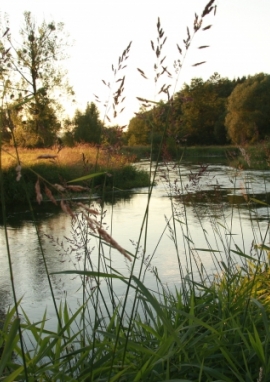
[2,1,270,381]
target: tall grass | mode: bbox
[228,141,270,170]
[0,145,150,204]
[0,145,136,171]
[2,1,270,381]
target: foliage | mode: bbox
[0,106,19,143]
[126,73,244,153]
[225,73,270,144]
[4,1,270,381]
[126,114,149,146]
[0,19,11,82]
[73,102,103,144]
[3,11,73,147]
[179,74,234,145]
[126,70,270,151]
[227,140,270,170]
[121,145,152,160]
[0,146,150,204]
[11,102,61,147]
[2,256,270,381]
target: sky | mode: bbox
[1,0,270,127]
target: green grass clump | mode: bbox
[2,258,270,381]
[0,159,150,206]
[228,141,270,170]
[106,165,151,189]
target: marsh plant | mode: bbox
[2,1,270,381]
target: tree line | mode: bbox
[1,12,270,149]
[126,72,270,148]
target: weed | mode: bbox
[3,1,270,381]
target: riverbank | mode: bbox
[2,143,270,206]
[123,143,270,169]
[0,145,150,205]
[122,144,236,161]
[1,157,270,380]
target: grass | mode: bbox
[228,142,270,170]
[122,145,237,162]
[2,249,270,381]
[0,144,137,171]
[180,145,236,159]
[2,1,270,381]
[0,144,150,205]
[121,145,153,161]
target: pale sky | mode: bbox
[1,0,270,127]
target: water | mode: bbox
[1,160,270,326]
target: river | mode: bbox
[1,159,270,328]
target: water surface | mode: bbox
[1,160,270,326]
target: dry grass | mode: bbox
[1,144,134,171]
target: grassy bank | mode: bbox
[0,144,138,171]
[123,143,270,170]
[0,145,150,205]
[2,150,270,380]
[2,144,270,380]
[123,145,237,162]
[228,142,270,170]
[181,145,236,158]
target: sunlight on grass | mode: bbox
[1,144,134,171]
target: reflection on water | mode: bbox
[1,160,270,325]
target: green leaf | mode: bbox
[131,276,175,334]
[1,365,25,382]
[0,317,20,375]
[251,298,268,327]
[67,172,106,183]
[192,248,221,253]
[164,379,192,382]
[51,270,127,279]
[231,249,255,262]
[250,197,269,206]
[183,235,194,244]
[248,325,265,364]
[180,364,232,381]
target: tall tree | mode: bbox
[225,73,270,144]
[73,102,103,144]
[126,114,150,146]
[177,75,234,145]
[8,11,73,147]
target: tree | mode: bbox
[126,74,243,150]
[73,102,103,144]
[102,125,123,147]
[126,114,150,146]
[177,75,235,145]
[225,73,270,144]
[179,78,217,144]
[12,102,61,147]
[7,11,73,147]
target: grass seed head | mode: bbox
[35,178,43,204]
